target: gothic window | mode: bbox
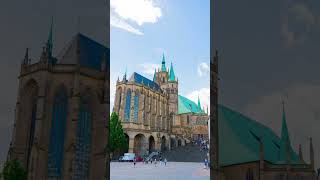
[246,168,254,180]
[117,88,122,113]
[124,89,131,121]
[47,87,68,179]
[27,98,37,168]
[74,103,92,180]
[133,91,139,123]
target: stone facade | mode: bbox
[8,33,109,179]
[113,58,209,156]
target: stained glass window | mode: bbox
[47,87,68,179]
[124,89,131,121]
[133,92,139,123]
[74,103,92,180]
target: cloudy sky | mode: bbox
[0,0,108,167]
[215,0,320,169]
[110,0,210,113]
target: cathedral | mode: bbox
[112,55,209,156]
[211,52,317,180]
[7,21,109,179]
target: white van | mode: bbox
[120,153,135,162]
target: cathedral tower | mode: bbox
[8,20,109,179]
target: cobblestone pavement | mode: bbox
[111,162,210,180]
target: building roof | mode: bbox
[161,54,167,72]
[218,105,301,167]
[57,33,109,70]
[168,62,176,81]
[129,72,161,92]
[178,95,205,114]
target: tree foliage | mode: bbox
[1,159,27,180]
[108,112,128,155]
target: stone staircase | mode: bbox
[160,143,208,162]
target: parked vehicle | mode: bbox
[118,156,123,162]
[135,156,143,162]
[120,153,135,162]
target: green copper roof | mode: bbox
[168,62,176,81]
[178,95,205,114]
[218,105,301,167]
[161,53,166,72]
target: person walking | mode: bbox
[204,158,208,169]
[159,156,163,166]
[154,158,157,167]
[164,158,167,166]
[133,157,136,168]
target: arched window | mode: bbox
[133,91,139,122]
[117,88,122,113]
[74,103,92,179]
[47,87,68,178]
[246,168,254,180]
[124,89,131,121]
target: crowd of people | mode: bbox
[134,156,168,168]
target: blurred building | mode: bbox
[7,21,109,179]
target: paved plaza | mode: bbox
[111,162,210,180]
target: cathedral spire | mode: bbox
[161,53,166,72]
[123,66,127,81]
[279,100,292,163]
[153,68,156,81]
[169,62,176,81]
[46,16,53,57]
[198,95,202,110]
[22,48,30,65]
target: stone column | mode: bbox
[128,137,134,153]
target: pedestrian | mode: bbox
[133,158,136,168]
[159,157,162,165]
[154,158,157,167]
[204,158,208,169]
[164,158,167,166]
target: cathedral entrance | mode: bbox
[149,136,155,154]
[133,134,146,156]
[161,136,166,151]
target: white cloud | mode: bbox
[186,88,210,114]
[111,0,162,26]
[138,63,160,76]
[111,15,144,35]
[197,62,209,77]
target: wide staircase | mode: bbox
[160,143,208,162]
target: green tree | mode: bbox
[1,159,27,180]
[108,112,128,156]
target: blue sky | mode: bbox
[110,0,210,113]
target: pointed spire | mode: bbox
[22,48,30,65]
[46,16,53,57]
[153,68,157,81]
[123,66,127,81]
[310,137,314,169]
[299,144,304,163]
[198,95,202,110]
[279,100,292,163]
[169,62,176,81]
[161,53,166,72]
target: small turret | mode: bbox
[161,53,166,72]
[299,144,304,163]
[22,48,30,65]
[310,137,314,169]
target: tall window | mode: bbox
[74,103,92,180]
[117,88,122,113]
[47,87,68,179]
[27,99,37,168]
[124,89,131,121]
[246,168,254,180]
[133,91,139,123]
